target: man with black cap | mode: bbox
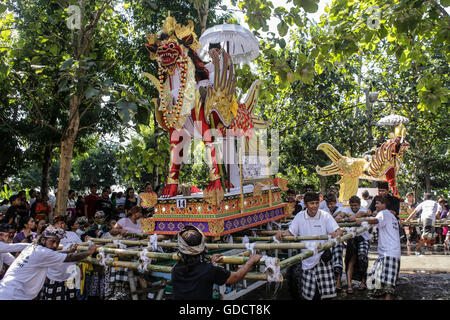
[276,191,343,300]
[171,225,262,300]
[0,225,96,300]
[368,181,400,218]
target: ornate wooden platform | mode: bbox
[140,187,288,237]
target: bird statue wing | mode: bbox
[336,175,359,204]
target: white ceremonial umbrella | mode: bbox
[197,24,260,65]
[376,114,410,127]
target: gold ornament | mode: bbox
[139,192,158,208]
[140,218,155,233]
[208,220,224,236]
[204,187,224,206]
[253,183,263,196]
[276,177,289,191]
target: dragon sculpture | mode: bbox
[316,124,409,203]
[143,14,267,205]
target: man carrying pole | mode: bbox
[404,193,439,255]
[0,225,97,300]
[171,225,261,300]
[348,195,401,300]
[276,191,343,300]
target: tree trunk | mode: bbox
[424,164,431,193]
[55,96,80,216]
[41,145,54,194]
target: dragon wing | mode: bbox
[204,48,237,126]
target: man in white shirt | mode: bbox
[349,195,401,300]
[0,225,96,300]
[405,193,439,254]
[40,216,82,300]
[276,192,343,300]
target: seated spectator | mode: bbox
[34,219,47,237]
[100,220,117,239]
[111,206,143,236]
[86,211,110,238]
[13,216,37,244]
[74,217,89,238]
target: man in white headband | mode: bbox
[0,225,97,300]
[172,225,261,300]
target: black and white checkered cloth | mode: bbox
[110,267,128,282]
[331,243,344,274]
[39,279,77,300]
[357,239,370,257]
[367,256,400,289]
[302,260,336,300]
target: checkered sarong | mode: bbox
[107,267,131,300]
[302,260,336,300]
[358,239,370,257]
[367,256,400,290]
[110,267,129,282]
[39,279,77,300]
[331,243,344,274]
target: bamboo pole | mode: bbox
[278,226,370,270]
[233,235,330,242]
[79,238,308,250]
[401,219,449,226]
[81,257,278,281]
[75,246,280,266]
[124,233,168,239]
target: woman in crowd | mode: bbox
[111,206,143,236]
[35,195,52,222]
[138,182,158,217]
[34,219,46,236]
[124,188,138,216]
[13,216,37,244]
